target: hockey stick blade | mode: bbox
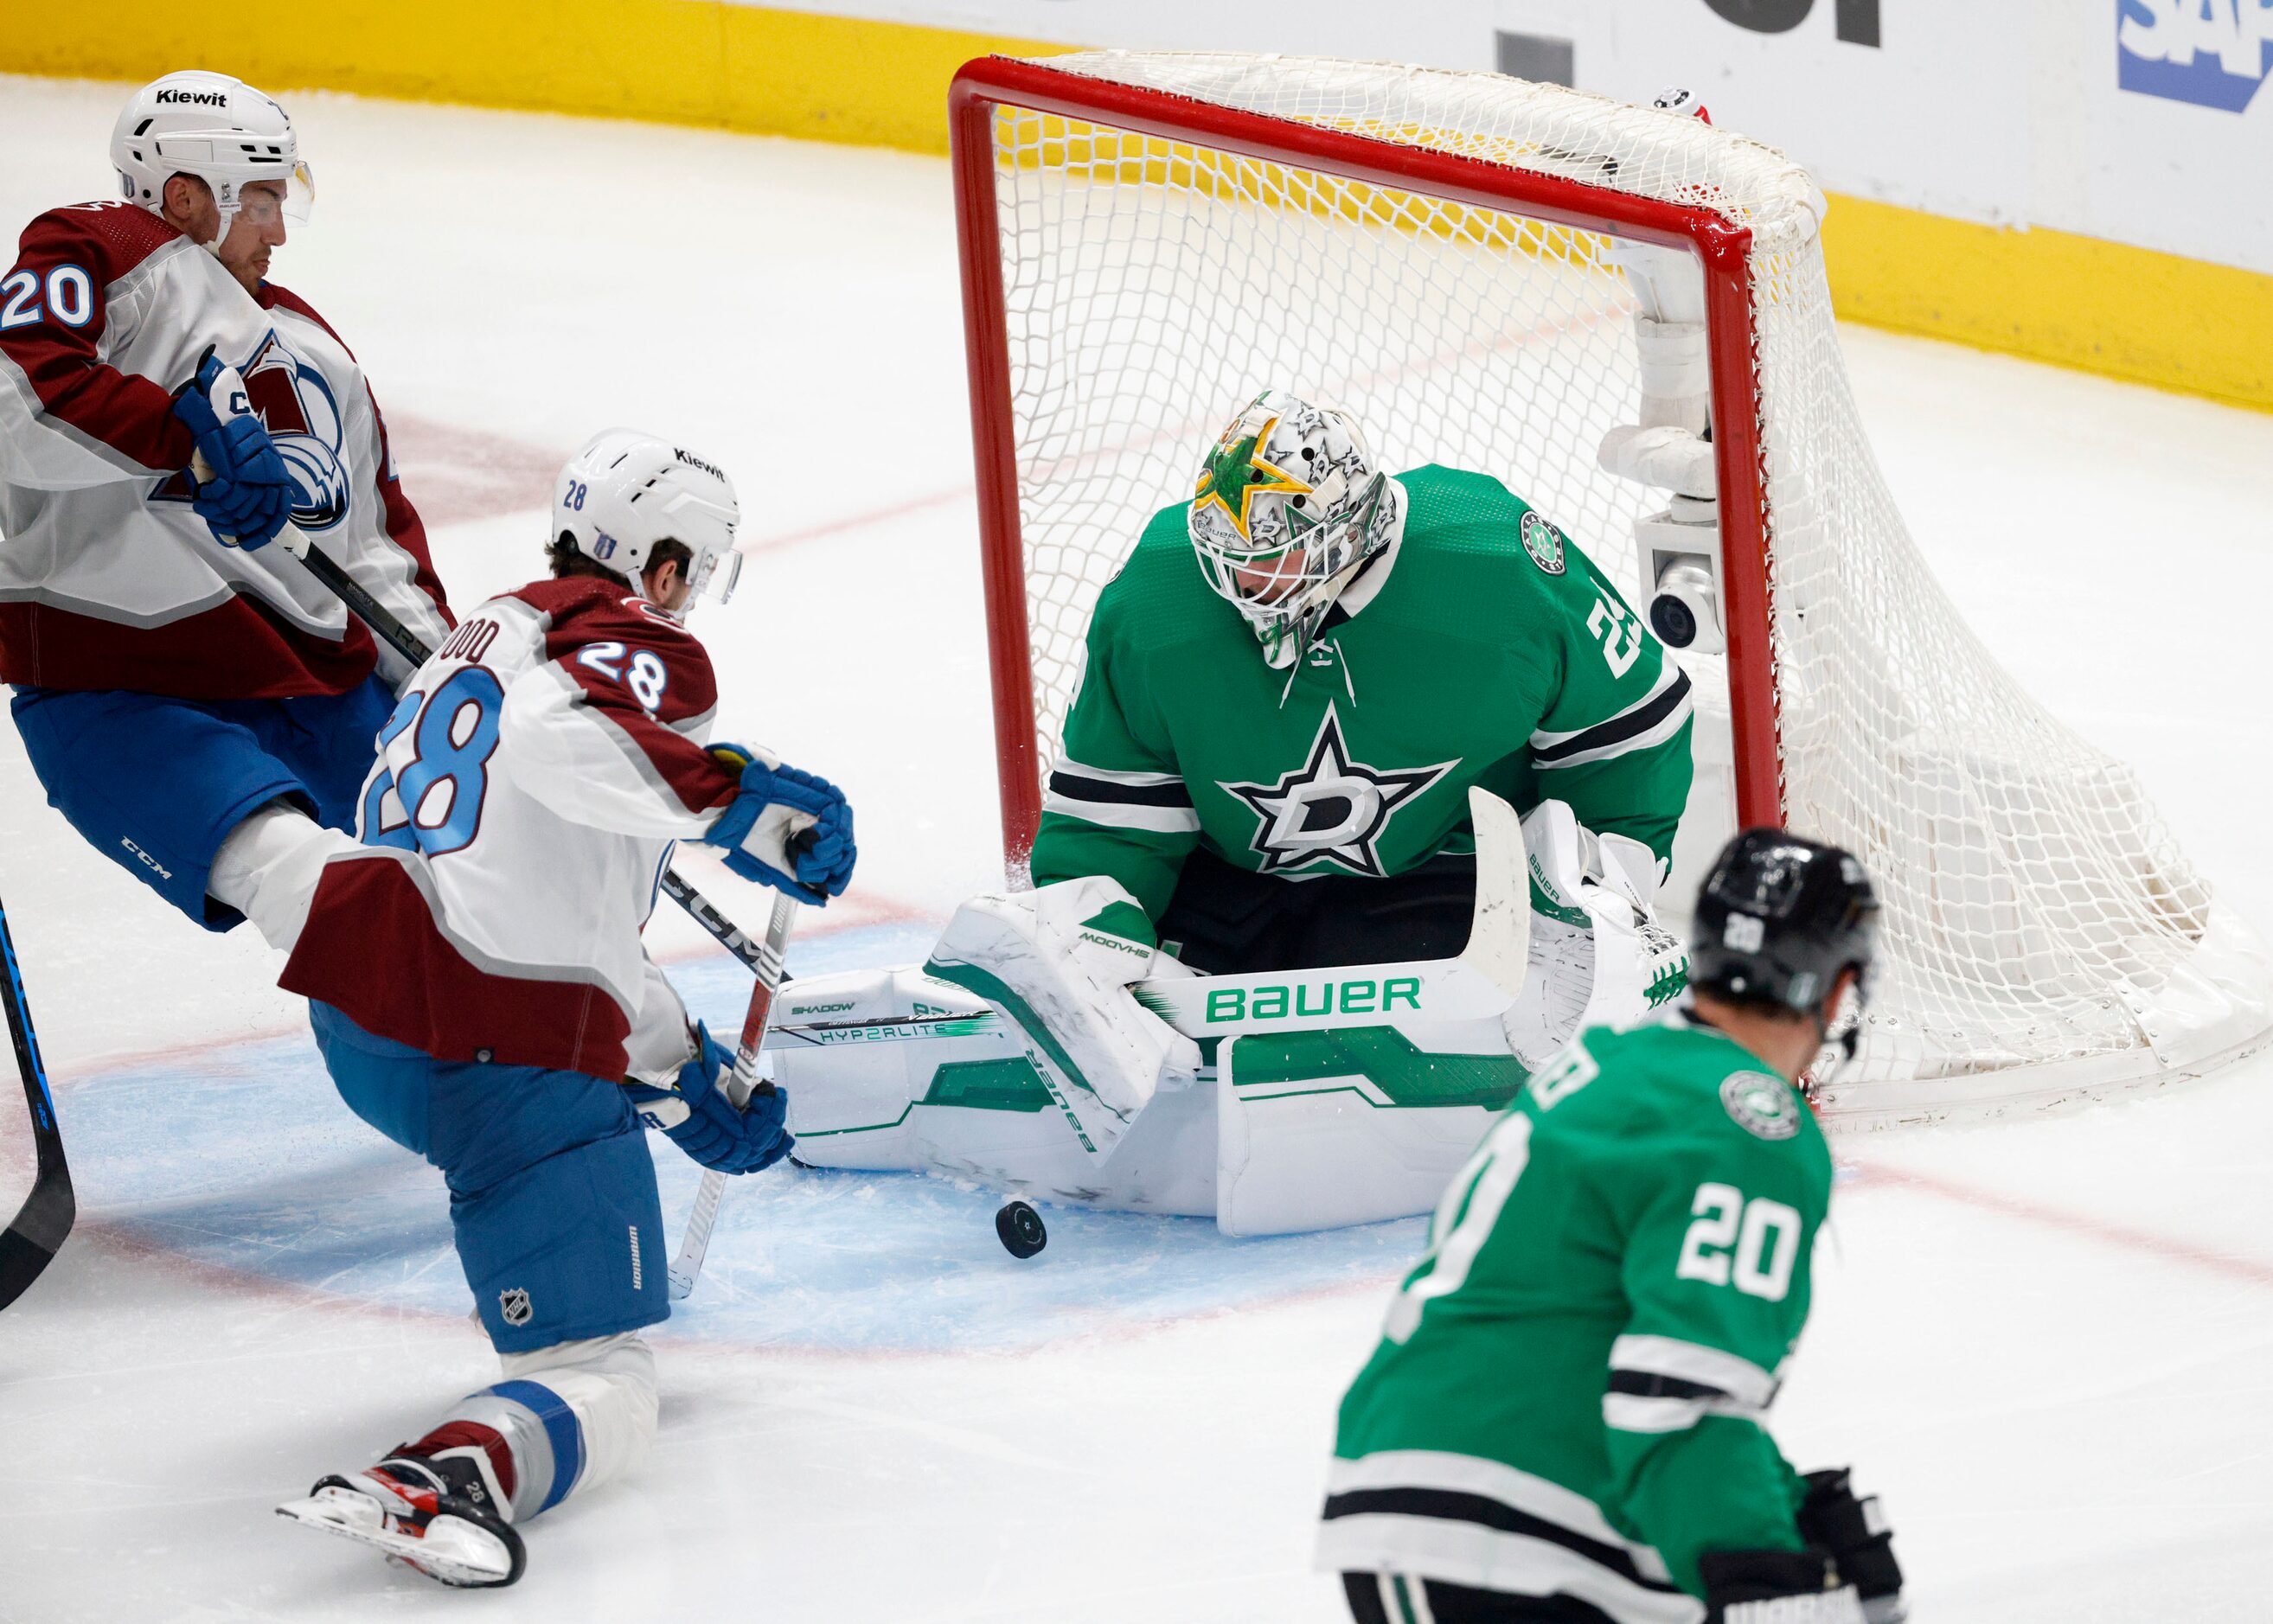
[0,897,73,1311]
[669,891,799,1301]
[1460,786,1532,1001]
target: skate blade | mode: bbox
[277,1487,515,1589]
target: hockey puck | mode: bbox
[995,1199,1047,1259]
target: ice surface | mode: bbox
[2,75,2270,1623]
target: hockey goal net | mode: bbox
[948,51,2272,1122]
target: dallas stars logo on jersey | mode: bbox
[1220,705,1454,878]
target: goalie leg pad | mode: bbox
[1218,1030,1521,1236]
[923,878,1199,1159]
[768,954,1217,1212]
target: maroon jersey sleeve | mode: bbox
[0,205,195,475]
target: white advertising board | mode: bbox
[770,0,2273,273]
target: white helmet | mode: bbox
[1188,389,1405,668]
[112,72,313,244]
[554,429,744,611]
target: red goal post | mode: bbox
[944,50,2273,1118]
[949,54,1783,862]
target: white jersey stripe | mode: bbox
[1608,1334,1779,1408]
[1316,1515,1702,1624]
[1323,1450,1670,1575]
[1041,790,1202,834]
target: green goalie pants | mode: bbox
[1158,848,1477,975]
[1341,1570,1618,1623]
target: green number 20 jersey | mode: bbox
[1319,1013,1834,1621]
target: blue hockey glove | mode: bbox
[624,1023,792,1176]
[702,743,855,905]
[172,351,293,550]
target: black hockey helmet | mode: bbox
[1689,828,1880,1020]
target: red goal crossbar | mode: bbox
[949,55,1784,868]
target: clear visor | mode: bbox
[228,164,316,227]
[685,543,743,605]
[154,133,316,225]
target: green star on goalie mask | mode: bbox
[1187,389,1405,671]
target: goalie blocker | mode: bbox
[771,790,1685,1234]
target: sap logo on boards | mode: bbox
[1202,976,1425,1025]
[2119,0,2273,111]
[1700,0,1881,46]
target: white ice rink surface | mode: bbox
[3,77,2272,1622]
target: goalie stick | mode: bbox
[189,444,768,975]
[0,892,72,1312]
[669,889,797,1301]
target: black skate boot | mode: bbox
[277,1444,526,1588]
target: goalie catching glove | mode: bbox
[701,742,855,904]
[624,1021,791,1174]
[1501,799,1687,1070]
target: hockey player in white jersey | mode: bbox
[0,71,450,946]
[222,431,855,1586]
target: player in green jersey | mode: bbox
[1032,391,1692,1036]
[740,392,1700,1231]
[1320,828,1906,1624]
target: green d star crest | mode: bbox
[1719,1071,1801,1140]
[1220,704,1455,879]
[1520,510,1566,575]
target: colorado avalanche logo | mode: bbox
[238,329,352,533]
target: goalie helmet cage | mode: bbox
[949,51,2273,1125]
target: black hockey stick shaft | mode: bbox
[0,892,73,1311]
[290,541,769,976]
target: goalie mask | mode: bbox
[112,72,315,246]
[1188,390,1405,669]
[554,429,744,613]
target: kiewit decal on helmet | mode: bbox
[1188,389,1405,669]
[554,429,743,611]
[112,72,314,246]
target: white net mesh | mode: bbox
[975,51,2271,1119]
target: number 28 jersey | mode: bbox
[1319,1013,1834,1620]
[280,576,741,1080]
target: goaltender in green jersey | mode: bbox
[1320,829,1907,1624]
[1033,387,1694,1067]
[764,390,1696,1231]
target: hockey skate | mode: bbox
[276,1448,526,1588]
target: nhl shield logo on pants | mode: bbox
[499,1288,533,1327]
